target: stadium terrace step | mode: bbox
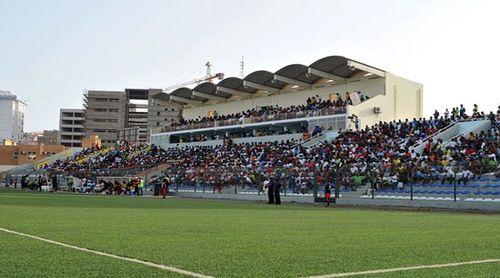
[298,131,339,148]
[34,147,83,170]
[127,146,151,159]
[5,148,81,176]
[136,162,176,179]
[464,198,500,202]
[360,195,456,201]
[74,148,111,164]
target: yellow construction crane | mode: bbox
[163,62,224,92]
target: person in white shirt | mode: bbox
[455,169,473,185]
[441,167,455,185]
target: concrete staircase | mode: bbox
[411,119,491,153]
[74,148,110,164]
[300,131,338,148]
[34,147,82,170]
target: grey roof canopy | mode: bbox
[275,64,320,84]
[216,77,255,95]
[309,55,385,78]
[163,55,384,105]
[310,56,355,78]
[193,82,216,94]
[244,70,286,90]
[170,87,194,99]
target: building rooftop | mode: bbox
[0,90,16,99]
[0,90,27,105]
[159,55,387,107]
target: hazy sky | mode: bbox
[1,0,499,131]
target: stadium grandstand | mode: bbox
[150,55,423,148]
[5,2,500,277]
[2,55,499,212]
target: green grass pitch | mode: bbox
[0,190,499,277]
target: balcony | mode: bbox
[153,106,346,134]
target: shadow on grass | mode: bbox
[0,188,318,211]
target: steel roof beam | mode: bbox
[216,86,253,97]
[307,68,347,83]
[192,90,227,101]
[273,74,312,89]
[242,81,279,92]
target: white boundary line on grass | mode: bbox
[303,258,500,278]
[0,227,213,278]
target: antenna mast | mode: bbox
[239,56,245,78]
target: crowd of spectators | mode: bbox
[41,105,499,195]
[155,108,498,194]
[168,93,365,131]
[45,142,172,177]
[181,126,306,143]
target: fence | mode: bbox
[153,106,347,134]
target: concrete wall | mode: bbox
[0,165,16,173]
[348,73,423,129]
[59,108,85,147]
[84,90,127,146]
[0,93,26,143]
[182,77,385,120]
[147,92,182,138]
[458,119,491,137]
[12,99,26,143]
[0,98,13,142]
[0,144,65,165]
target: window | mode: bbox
[157,111,160,116]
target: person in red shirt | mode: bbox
[324,185,332,207]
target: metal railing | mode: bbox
[153,106,347,134]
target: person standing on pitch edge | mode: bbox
[161,175,170,199]
[274,177,281,205]
[324,184,332,207]
[265,177,274,204]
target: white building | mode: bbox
[59,108,85,147]
[0,91,27,144]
